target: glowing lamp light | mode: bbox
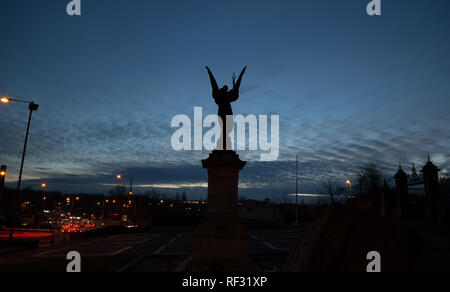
[0,171,6,176]
[346,180,351,185]
[41,183,46,188]
[116,174,122,179]
[0,97,10,103]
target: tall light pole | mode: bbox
[346,179,352,194]
[116,174,133,196]
[41,183,47,210]
[116,173,136,225]
[1,97,39,192]
[2,97,39,241]
[295,155,299,225]
[0,165,6,188]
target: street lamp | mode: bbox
[346,179,352,193]
[116,173,136,225]
[116,173,133,196]
[0,96,39,192]
[0,165,6,189]
[295,154,299,226]
[2,96,39,241]
[41,183,46,209]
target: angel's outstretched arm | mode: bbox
[206,66,220,100]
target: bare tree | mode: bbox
[322,180,345,204]
[357,164,383,196]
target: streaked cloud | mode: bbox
[1,0,449,200]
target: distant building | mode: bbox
[394,165,409,218]
[421,155,442,222]
[408,163,423,186]
[405,163,425,201]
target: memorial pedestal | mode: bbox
[186,150,251,272]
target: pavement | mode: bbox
[0,228,299,272]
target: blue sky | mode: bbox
[1,0,449,200]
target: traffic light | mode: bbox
[0,165,6,188]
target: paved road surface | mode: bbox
[0,228,299,272]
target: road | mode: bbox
[0,228,299,272]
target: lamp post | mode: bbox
[2,97,39,240]
[116,173,136,225]
[346,179,352,194]
[41,183,47,210]
[1,97,39,192]
[295,155,299,225]
[0,165,6,188]
[116,174,133,196]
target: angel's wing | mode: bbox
[206,66,220,100]
[229,66,247,102]
[234,66,246,91]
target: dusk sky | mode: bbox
[1,0,449,200]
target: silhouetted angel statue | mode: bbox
[206,66,247,151]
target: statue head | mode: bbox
[220,85,228,93]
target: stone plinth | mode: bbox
[186,150,251,272]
